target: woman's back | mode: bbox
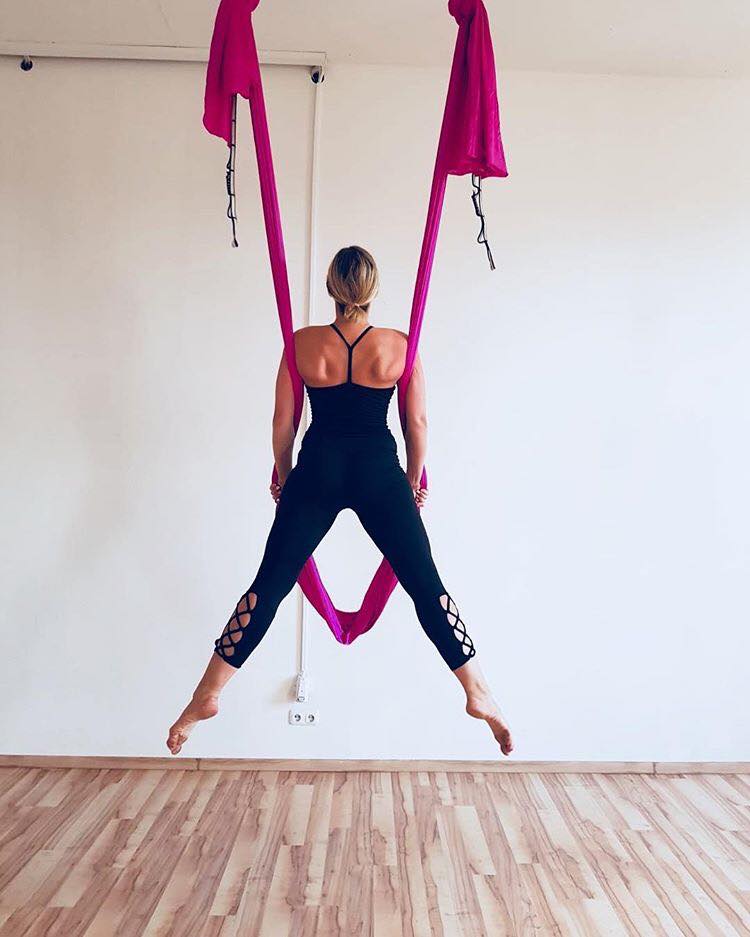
[295,324,407,438]
[294,324,407,389]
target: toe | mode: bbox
[167,725,184,754]
[500,730,513,756]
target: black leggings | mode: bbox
[214,430,476,670]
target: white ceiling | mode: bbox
[2,0,750,77]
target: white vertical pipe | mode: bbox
[296,63,325,700]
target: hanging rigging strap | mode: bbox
[203,0,507,645]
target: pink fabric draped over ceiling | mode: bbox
[203,0,507,645]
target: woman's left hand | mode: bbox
[414,486,428,508]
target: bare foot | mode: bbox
[167,694,219,755]
[466,693,514,756]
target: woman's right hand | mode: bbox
[270,482,283,503]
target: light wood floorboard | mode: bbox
[0,767,748,936]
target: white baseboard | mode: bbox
[1,755,748,774]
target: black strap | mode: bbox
[329,324,373,381]
[471,174,495,271]
[329,322,350,347]
[225,95,239,248]
[349,324,374,350]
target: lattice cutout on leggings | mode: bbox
[440,594,476,658]
[215,591,257,659]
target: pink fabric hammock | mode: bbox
[203,0,507,645]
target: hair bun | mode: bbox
[326,246,379,324]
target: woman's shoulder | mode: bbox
[293,325,330,347]
[372,327,408,346]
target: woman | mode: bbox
[168,247,513,756]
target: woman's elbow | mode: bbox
[272,412,295,438]
[406,416,428,444]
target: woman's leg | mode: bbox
[354,468,475,669]
[354,468,513,755]
[167,468,338,754]
[213,476,338,669]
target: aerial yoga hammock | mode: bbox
[203,0,508,647]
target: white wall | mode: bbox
[2,58,749,761]
[0,57,315,756]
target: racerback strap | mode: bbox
[329,324,373,383]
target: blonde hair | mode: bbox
[326,246,379,322]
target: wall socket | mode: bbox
[288,703,319,727]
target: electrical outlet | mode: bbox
[288,704,319,726]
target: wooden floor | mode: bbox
[0,767,749,936]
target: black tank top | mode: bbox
[305,325,395,437]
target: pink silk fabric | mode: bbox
[203,0,507,644]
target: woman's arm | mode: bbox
[271,353,296,495]
[404,354,428,505]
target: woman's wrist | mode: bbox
[406,467,423,489]
[274,463,291,487]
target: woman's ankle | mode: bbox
[461,680,497,709]
[193,686,221,705]
[453,662,489,698]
